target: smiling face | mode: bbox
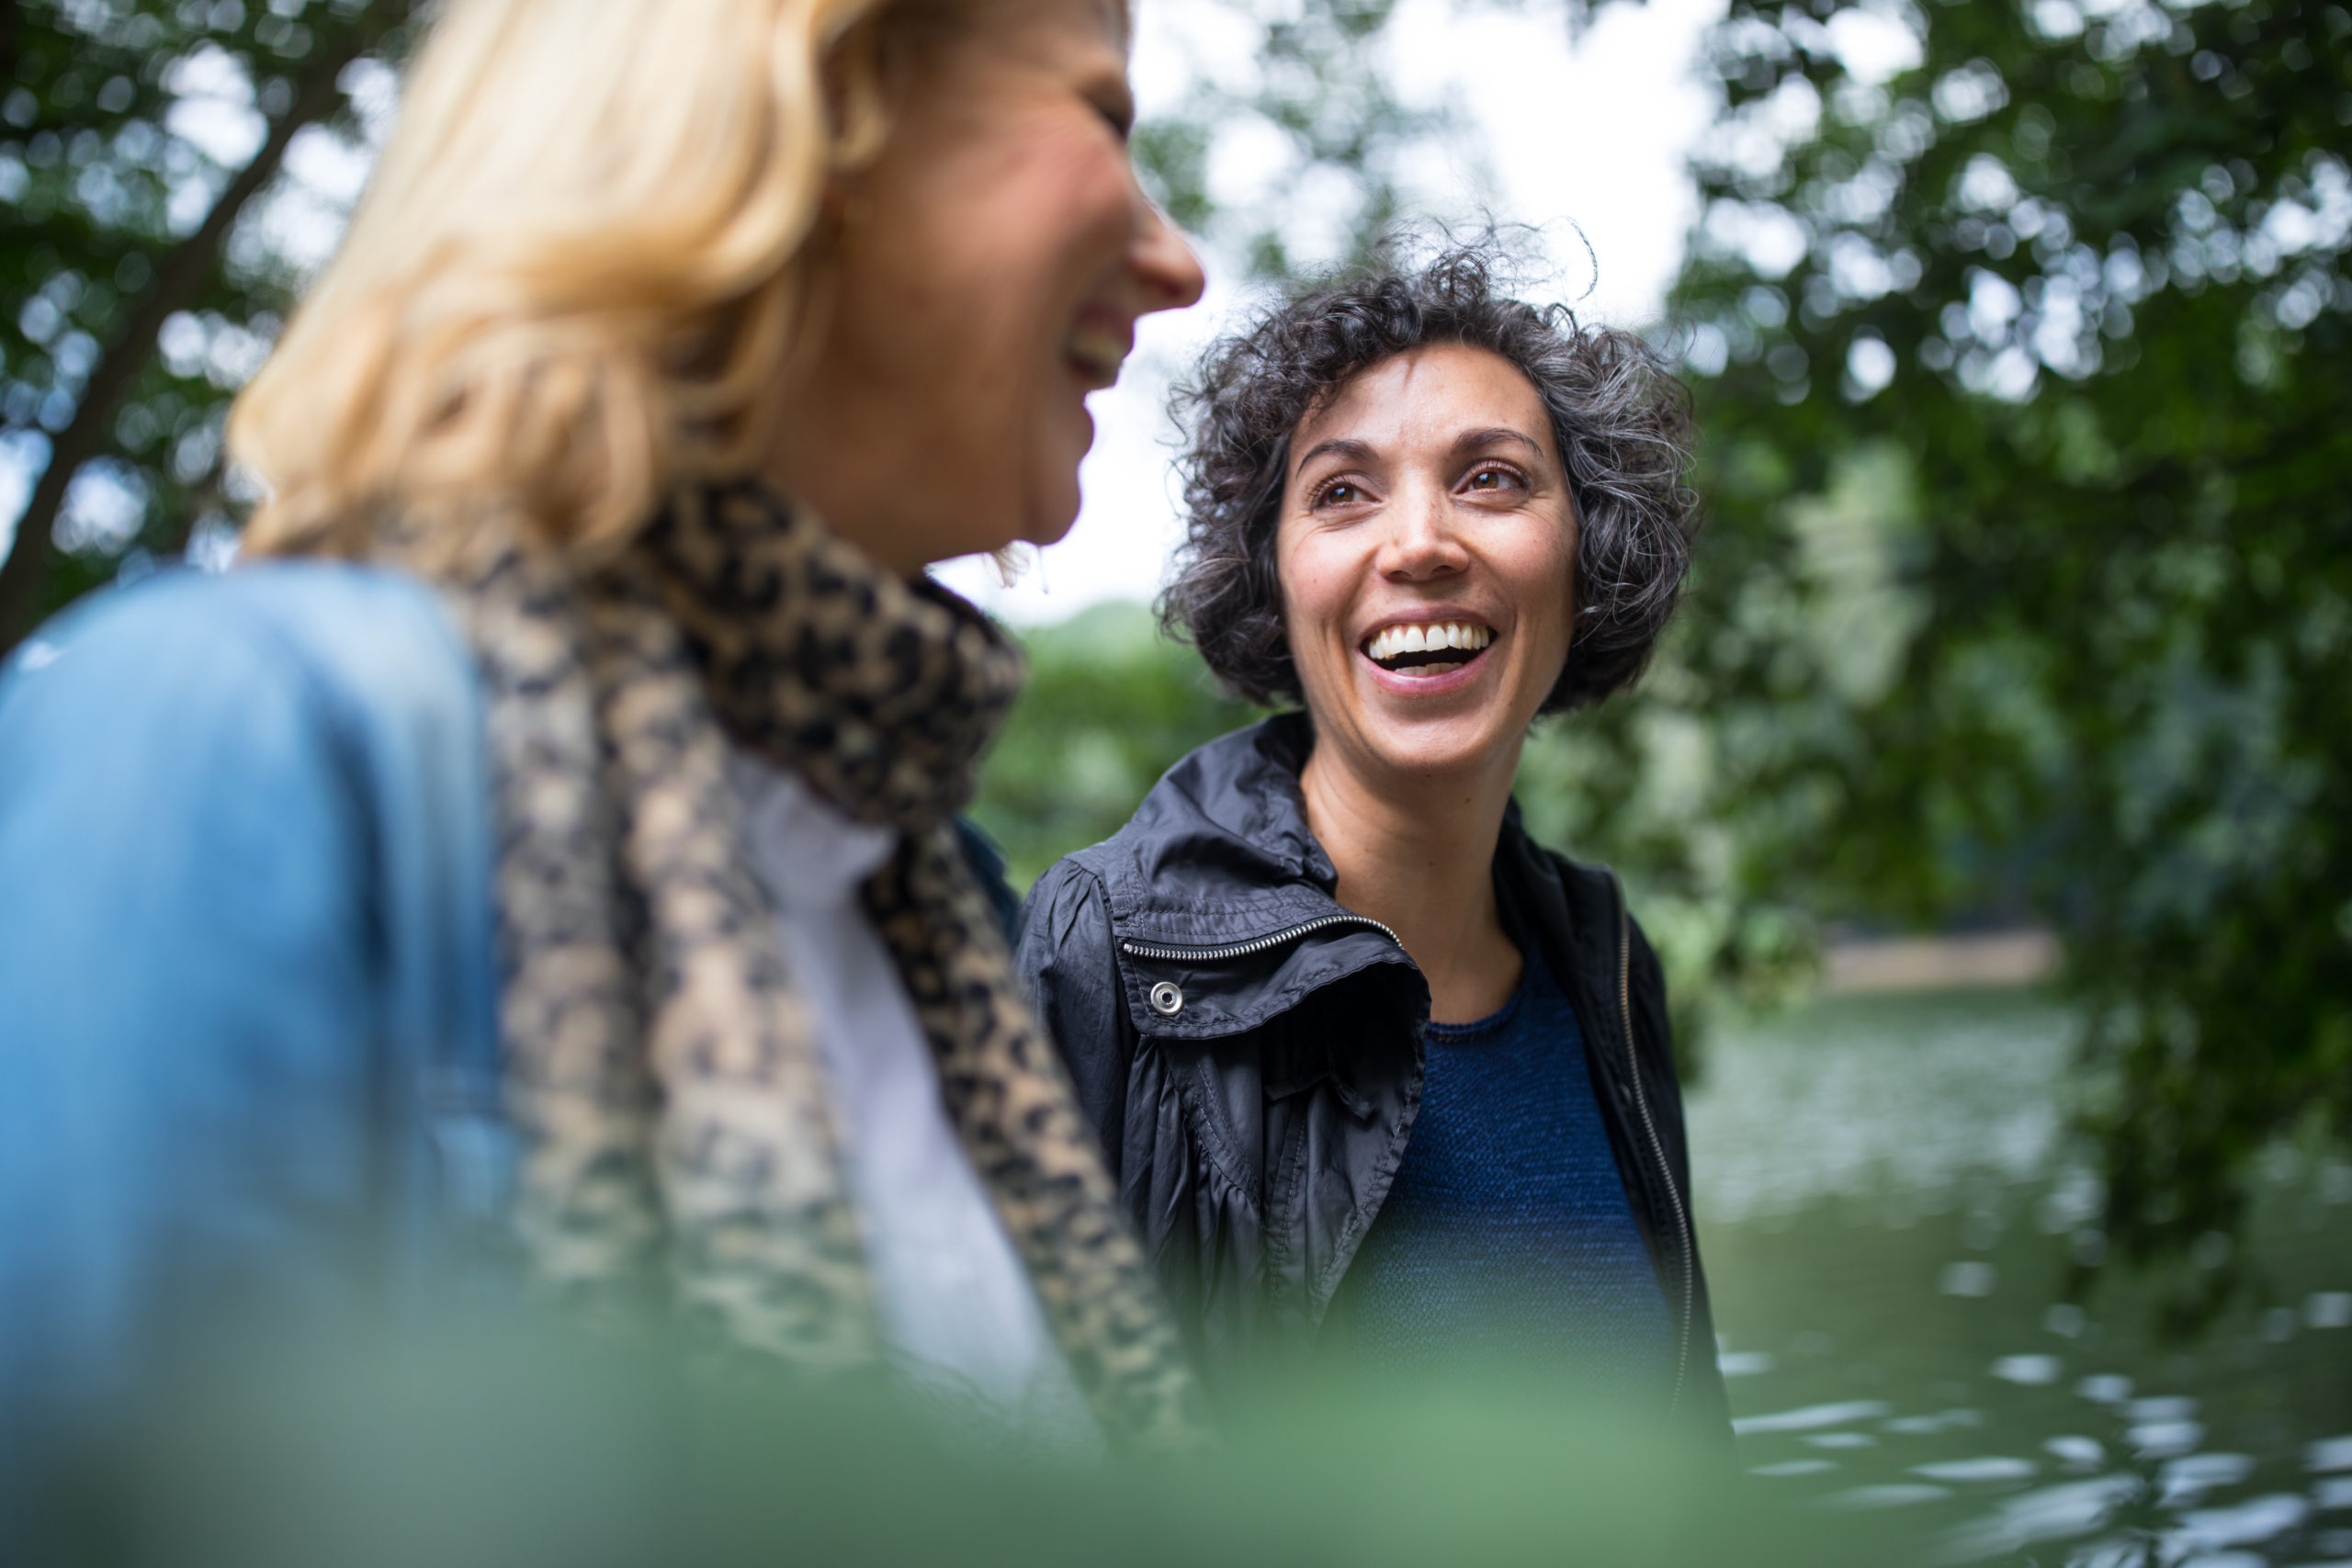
[1276,343,1578,787]
[767,0,1204,575]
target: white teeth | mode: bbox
[1065,323,1127,383]
[1363,621,1493,664]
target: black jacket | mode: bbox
[1016,716,1729,1434]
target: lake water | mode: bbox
[1689,987,2352,1568]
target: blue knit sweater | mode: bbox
[1334,944,1671,1383]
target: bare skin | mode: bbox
[1276,344,1580,1022]
[1299,750,1527,1025]
[766,0,1203,577]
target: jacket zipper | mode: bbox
[1612,872,1695,1418]
[1119,912,1404,964]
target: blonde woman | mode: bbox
[0,0,1204,1454]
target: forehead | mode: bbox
[957,0,1130,55]
[1291,344,1554,462]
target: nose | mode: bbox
[1128,192,1205,313]
[1376,483,1469,582]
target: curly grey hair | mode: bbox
[1161,245,1698,713]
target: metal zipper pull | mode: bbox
[1118,912,1404,964]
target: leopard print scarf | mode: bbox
[425,479,1203,1450]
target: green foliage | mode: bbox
[21,1315,1891,1567]
[1129,0,1459,282]
[1,0,419,650]
[970,603,1260,891]
[1656,0,2352,1279]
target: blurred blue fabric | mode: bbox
[0,564,512,1432]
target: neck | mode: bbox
[760,408,933,581]
[1298,731,1526,1023]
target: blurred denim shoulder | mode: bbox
[0,562,514,1427]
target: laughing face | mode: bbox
[1276,343,1578,785]
[768,0,1204,576]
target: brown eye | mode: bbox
[1320,481,1361,506]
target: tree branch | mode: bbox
[0,12,394,656]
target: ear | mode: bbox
[820,9,898,174]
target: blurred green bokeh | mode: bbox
[20,1314,1896,1568]
[971,602,1260,893]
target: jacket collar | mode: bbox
[1069,715,1430,1045]
[1091,713,1348,946]
[1092,713,1562,944]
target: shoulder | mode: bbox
[1498,816,1674,1023]
[0,558,501,1082]
[5,562,471,737]
[1018,853,1119,961]
[1538,843,1668,992]
[1042,714,1323,926]
[3,563,480,807]
[0,563,489,951]
[1498,812,1621,942]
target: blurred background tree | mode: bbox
[974,601,1259,886]
[0,0,418,654]
[1657,0,2350,1301]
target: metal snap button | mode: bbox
[1148,981,1183,1017]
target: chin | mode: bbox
[1019,509,1080,550]
[1017,475,1084,548]
[1366,718,1510,779]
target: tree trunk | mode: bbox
[0,13,393,658]
[0,1,22,86]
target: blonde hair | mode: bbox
[232,0,920,560]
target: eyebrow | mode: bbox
[1451,426,1547,459]
[1294,436,1378,471]
[1292,426,1548,474]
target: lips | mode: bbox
[1063,317,1130,391]
[1361,618,1495,678]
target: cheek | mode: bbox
[880,123,1119,308]
[1528,531,1579,671]
[1276,544,1368,718]
[981,133,1133,299]
[1274,534,1341,643]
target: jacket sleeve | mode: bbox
[1013,859,1135,1175]
[0,578,412,1430]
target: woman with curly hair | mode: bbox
[1018,247,1728,1432]
[0,0,1205,1458]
